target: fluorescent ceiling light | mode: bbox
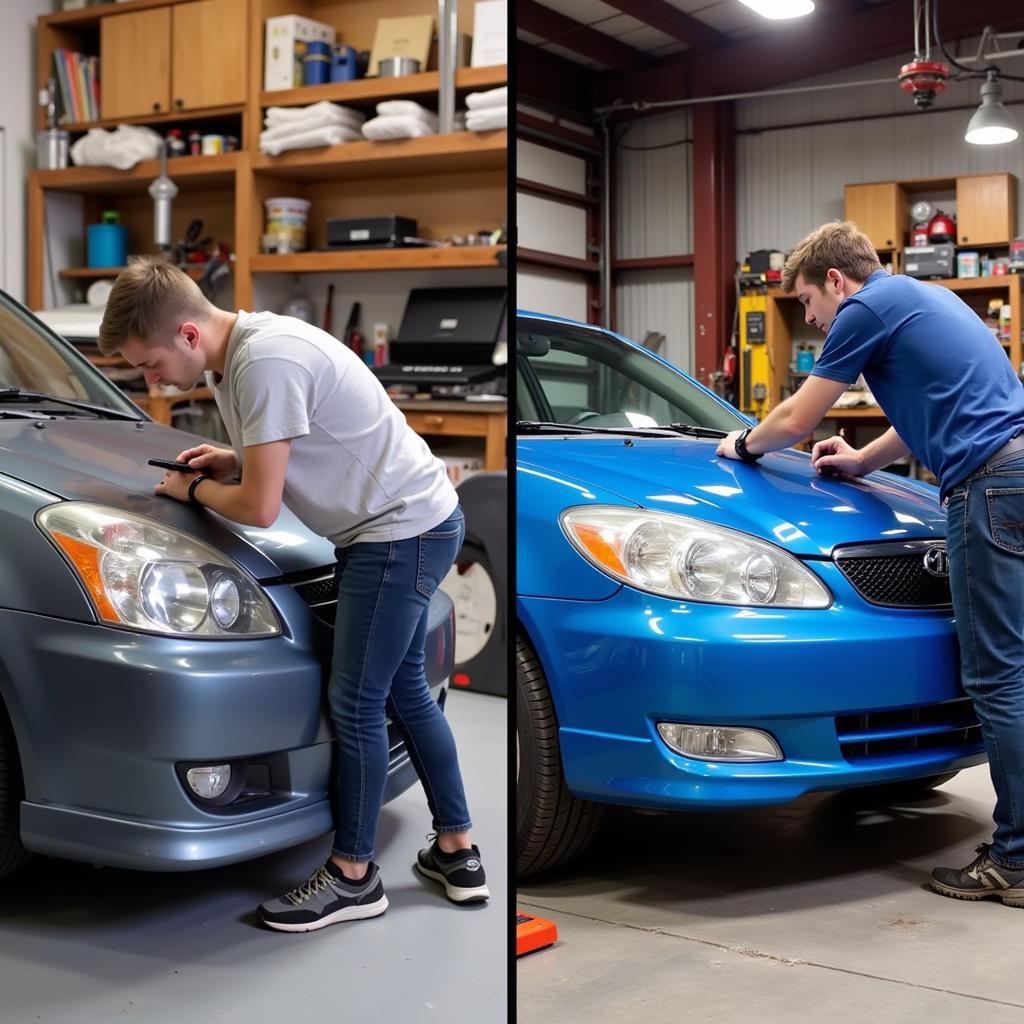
[737,0,815,19]
[965,70,1020,145]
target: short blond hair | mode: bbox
[781,221,882,293]
[98,256,212,355]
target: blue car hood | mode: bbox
[518,436,946,557]
[0,419,335,580]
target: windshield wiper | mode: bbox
[518,420,732,439]
[666,423,730,439]
[0,388,141,421]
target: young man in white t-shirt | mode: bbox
[99,258,489,931]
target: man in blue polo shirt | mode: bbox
[717,220,1024,906]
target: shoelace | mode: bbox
[286,865,338,906]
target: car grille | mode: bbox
[833,540,952,608]
[836,697,983,763]
[290,569,339,626]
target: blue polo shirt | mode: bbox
[810,270,1024,496]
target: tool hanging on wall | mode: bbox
[148,140,178,250]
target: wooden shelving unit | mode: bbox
[29,0,507,459]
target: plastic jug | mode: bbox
[87,211,128,268]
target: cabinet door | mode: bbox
[844,182,905,250]
[956,174,1017,246]
[100,8,171,120]
[171,0,247,111]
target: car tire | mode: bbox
[517,636,603,877]
[446,542,505,697]
[0,702,30,881]
[853,771,960,803]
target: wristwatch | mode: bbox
[734,427,763,463]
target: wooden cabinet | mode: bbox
[100,0,246,120]
[844,182,906,250]
[171,0,247,112]
[957,173,1017,246]
[100,8,171,119]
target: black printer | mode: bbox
[372,287,507,394]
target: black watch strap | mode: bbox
[188,474,209,506]
[734,427,763,463]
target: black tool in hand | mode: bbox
[148,458,196,472]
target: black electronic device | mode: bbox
[148,458,195,472]
[325,216,418,249]
[903,244,955,279]
[372,287,507,391]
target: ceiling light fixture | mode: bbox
[736,0,815,20]
[964,68,1020,145]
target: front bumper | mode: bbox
[518,561,986,809]
[0,584,452,870]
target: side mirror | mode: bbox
[517,333,550,357]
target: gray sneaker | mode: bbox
[259,861,388,932]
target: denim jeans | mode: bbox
[945,451,1024,868]
[327,506,471,861]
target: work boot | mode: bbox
[930,843,1024,906]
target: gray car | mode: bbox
[0,290,454,878]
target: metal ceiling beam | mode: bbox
[599,0,730,52]
[596,0,1024,106]
[518,0,654,74]
[517,41,599,118]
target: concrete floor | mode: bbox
[0,690,506,1024]
[518,765,1024,1022]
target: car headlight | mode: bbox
[560,506,831,608]
[37,503,281,637]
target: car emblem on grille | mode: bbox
[923,544,949,578]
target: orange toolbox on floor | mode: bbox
[516,911,558,957]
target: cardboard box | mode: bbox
[369,15,434,76]
[265,15,337,91]
[471,0,507,67]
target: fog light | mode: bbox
[186,764,232,799]
[657,723,782,762]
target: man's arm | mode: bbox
[811,426,908,477]
[156,439,291,527]
[717,376,848,460]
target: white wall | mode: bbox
[1,1,54,302]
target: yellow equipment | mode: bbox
[738,293,771,420]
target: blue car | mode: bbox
[516,312,985,876]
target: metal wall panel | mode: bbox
[735,50,1024,256]
[518,192,589,259]
[518,140,587,194]
[615,110,693,259]
[517,268,590,322]
[615,269,695,373]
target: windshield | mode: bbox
[517,318,747,432]
[0,294,140,414]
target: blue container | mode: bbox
[796,346,815,373]
[86,214,127,268]
[303,41,332,86]
[330,45,358,83]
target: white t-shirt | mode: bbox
[207,311,457,546]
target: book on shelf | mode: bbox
[52,49,100,123]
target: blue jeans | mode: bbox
[946,452,1024,868]
[327,506,471,861]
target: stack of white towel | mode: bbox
[260,101,366,156]
[362,100,438,141]
[465,87,507,133]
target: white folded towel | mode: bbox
[259,123,363,155]
[465,87,507,111]
[264,101,365,131]
[465,106,507,132]
[375,100,439,129]
[362,114,437,141]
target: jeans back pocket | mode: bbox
[985,487,1024,554]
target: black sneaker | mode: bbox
[930,843,1024,906]
[259,861,388,932]
[415,837,490,903]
